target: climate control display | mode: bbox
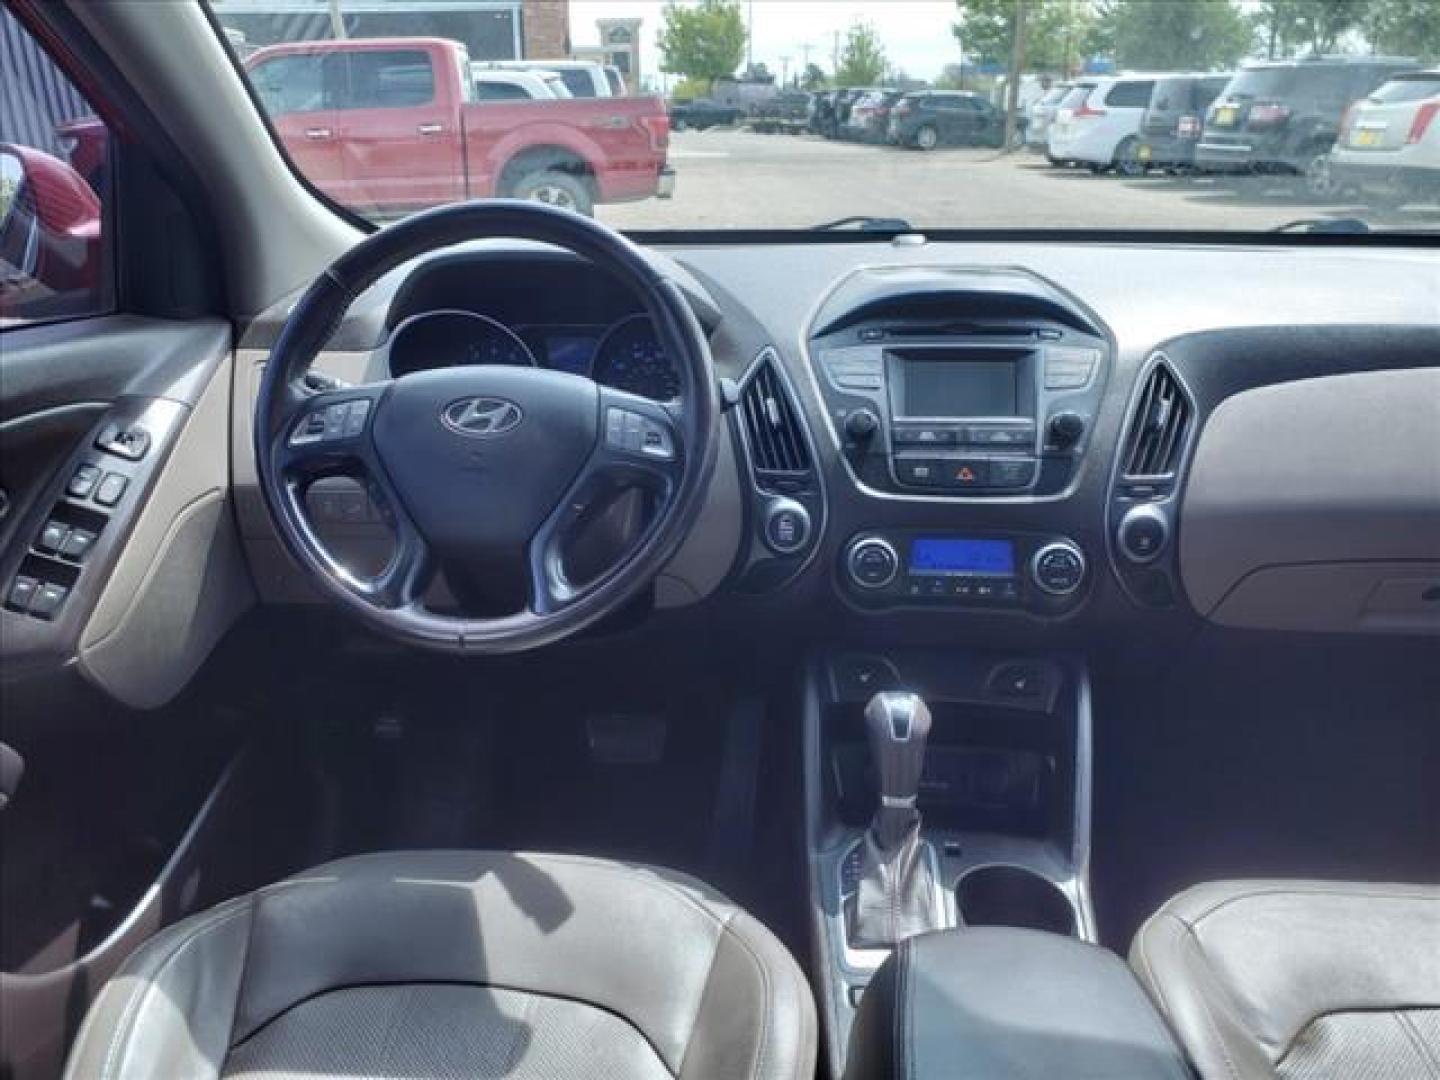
[841,530,1087,615]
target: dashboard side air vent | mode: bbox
[740,352,811,477]
[1122,361,1192,479]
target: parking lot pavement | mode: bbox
[599,129,1439,233]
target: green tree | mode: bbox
[835,21,888,86]
[1251,0,1369,57]
[657,0,747,87]
[1093,0,1252,70]
[800,62,829,91]
[953,0,1097,75]
[1363,0,1440,60]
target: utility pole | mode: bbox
[327,0,346,39]
[832,29,840,76]
[1004,0,1027,154]
[780,55,791,88]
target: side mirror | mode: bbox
[0,143,101,314]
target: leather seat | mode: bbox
[1131,880,1440,1079]
[65,850,816,1080]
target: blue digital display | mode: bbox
[909,537,1016,577]
[546,336,596,376]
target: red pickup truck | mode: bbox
[243,37,673,217]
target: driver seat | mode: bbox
[64,851,816,1080]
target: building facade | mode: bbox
[213,0,569,62]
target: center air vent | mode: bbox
[740,352,811,478]
[1122,361,1192,479]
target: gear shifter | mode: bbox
[847,691,943,947]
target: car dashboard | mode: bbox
[5,236,1437,712]
[222,237,1440,647]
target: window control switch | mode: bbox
[5,576,39,613]
[68,463,101,499]
[95,424,151,461]
[94,473,128,507]
[29,582,68,620]
[59,528,98,561]
[37,521,70,554]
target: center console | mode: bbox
[843,928,1190,1080]
[802,648,1097,1078]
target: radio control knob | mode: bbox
[1117,504,1170,563]
[844,408,880,442]
[846,536,899,590]
[1047,411,1086,448]
[1029,540,1086,597]
[763,498,812,555]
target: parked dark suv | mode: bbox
[1196,56,1418,194]
[888,91,1004,150]
[1138,74,1231,170]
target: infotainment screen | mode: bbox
[900,359,1017,417]
[909,537,1016,577]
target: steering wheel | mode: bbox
[254,202,720,653]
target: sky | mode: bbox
[568,1,965,90]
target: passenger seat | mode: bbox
[1131,880,1440,1079]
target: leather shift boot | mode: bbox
[847,806,942,947]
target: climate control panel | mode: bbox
[840,529,1088,614]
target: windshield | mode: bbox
[1224,66,1304,100]
[212,0,1438,234]
[1370,73,1440,103]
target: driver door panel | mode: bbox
[0,317,253,711]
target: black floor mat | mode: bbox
[298,645,811,963]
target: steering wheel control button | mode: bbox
[1030,541,1086,596]
[640,420,673,459]
[67,463,101,499]
[37,521,70,554]
[1118,504,1170,563]
[29,582,69,620]
[293,399,372,446]
[605,408,673,460]
[847,537,899,589]
[763,498,811,555]
[293,411,327,445]
[94,473,128,507]
[323,403,348,440]
[341,400,371,437]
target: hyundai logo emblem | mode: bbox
[441,396,524,437]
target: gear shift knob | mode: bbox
[863,691,932,809]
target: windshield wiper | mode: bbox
[1273,217,1370,234]
[812,215,913,232]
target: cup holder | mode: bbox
[955,864,1077,936]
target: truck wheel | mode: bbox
[913,124,939,151]
[509,170,594,217]
[672,117,688,132]
[1114,136,1145,177]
